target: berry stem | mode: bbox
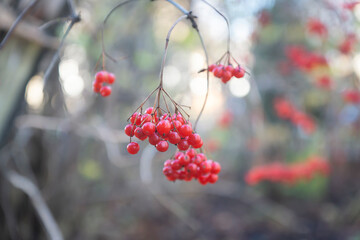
[101,0,136,64]
[200,0,231,53]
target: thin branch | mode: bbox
[200,0,231,53]
[101,0,136,64]
[159,15,188,87]
[4,170,64,240]
[39,17,72,30]
[0,0,39,50]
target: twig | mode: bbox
[200,0,231,53]
[4,170,64,240]
[0,0,38,50]
[101,0,136,65]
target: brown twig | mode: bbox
[0,0,39,50]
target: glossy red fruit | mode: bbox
[127,142,139,154]
[213,67,224,78]
[211,161,221,174]
[93,84,101,93]
[200,160,212,174]
[95,71,108,83]
[177,139,190,151]
[208,64,217,72]
[178,154,190,165]
[141,122,155,136]
[163,166,173,176]
[172,120,183,131]
[188,133,201,146]
[156,141,169,152]
[222,70,232,83]
[208,174,218,184]
[145,107,154,115]
[148,134,161,145]
[178,124,192,137]
[171,160,182,170]
[156,120,172,136]
[168,131,181,144]
[234,67,245,78]
[141,114,152,124]
[186,148,197,158]
[186,163,197,175]
[225,65,235,74]
[198,174,209,185]
[164,159,172,167]
[124,124,135,137]
[192,138,203,149]
[134,127,147,140]
[107,73,116,84]
[100,86,112,97]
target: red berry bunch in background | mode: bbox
[307,18,328,38]
[125,107,204,155]
[339,33,357,54]
[245,156,329,185]
[343,89,360,104]
[162,148,221,184]
[93,70,115,97]
[208,63,245,83]
[285,45,328,73]
[274,97,316,134]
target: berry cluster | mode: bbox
[208,64,245,84]
[162,148,221,184]
[274,97,316,134]
[245,156,329,185]
[285,45,328,73]
[307,18,327,37]
[343,89,360,104]
[93,71,115,97]
[125,107,203,155]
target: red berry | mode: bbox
[134,127,147,140]
[164,159,172,167]
[168,131,181,144]
[197,153,207,161]
[174,152,184,160]
[221,71,232,83]
[177,139,190,151]
[211,161,221,174]
[188,133,202,146]
[198,174,209,185]
[178,124,192,137]
[186,163,198,175]
[178,154,190,165]
[95,71,108,83]
[208,64,217,72]
[156,141,169,152]
[186,148,197,158]
[148,133,161,145]
[208,174,218,184]
[107,73,115,84]
[225,65,235,74]
[141,114,152,124]
[163,166,173,176]
[192,138,203,149]
[156,120,172,136]
[234,66,245,78]
[213,67,224,78]
[127,142,139,154]
[199,160,212,174]
[172,120,183,131]
[93,84,101,93]
[124,124,135,137]
[100,86,112,97]
[145,107,155,115]
[171,160,182,170]
[142,122,155,136]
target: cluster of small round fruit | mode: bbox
[92,71,115,97]
[208,64,245,83]
[162,148,221,184]
[245,156,329,185]
[125,107,203,155]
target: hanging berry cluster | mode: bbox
[93,70,115,97]
[162,148,221,184]
[125,106,203,154]
[245,156,329,185]
[207,52,246,84]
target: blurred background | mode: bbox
[1,0,360,239]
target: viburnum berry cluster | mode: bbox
[273,97,316,134]
[206,52,246,84]
[93,70,115,97]
[245,156,329,185]
[125,107,203,154]
[306,18,327,37]
[162,148,221,184]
